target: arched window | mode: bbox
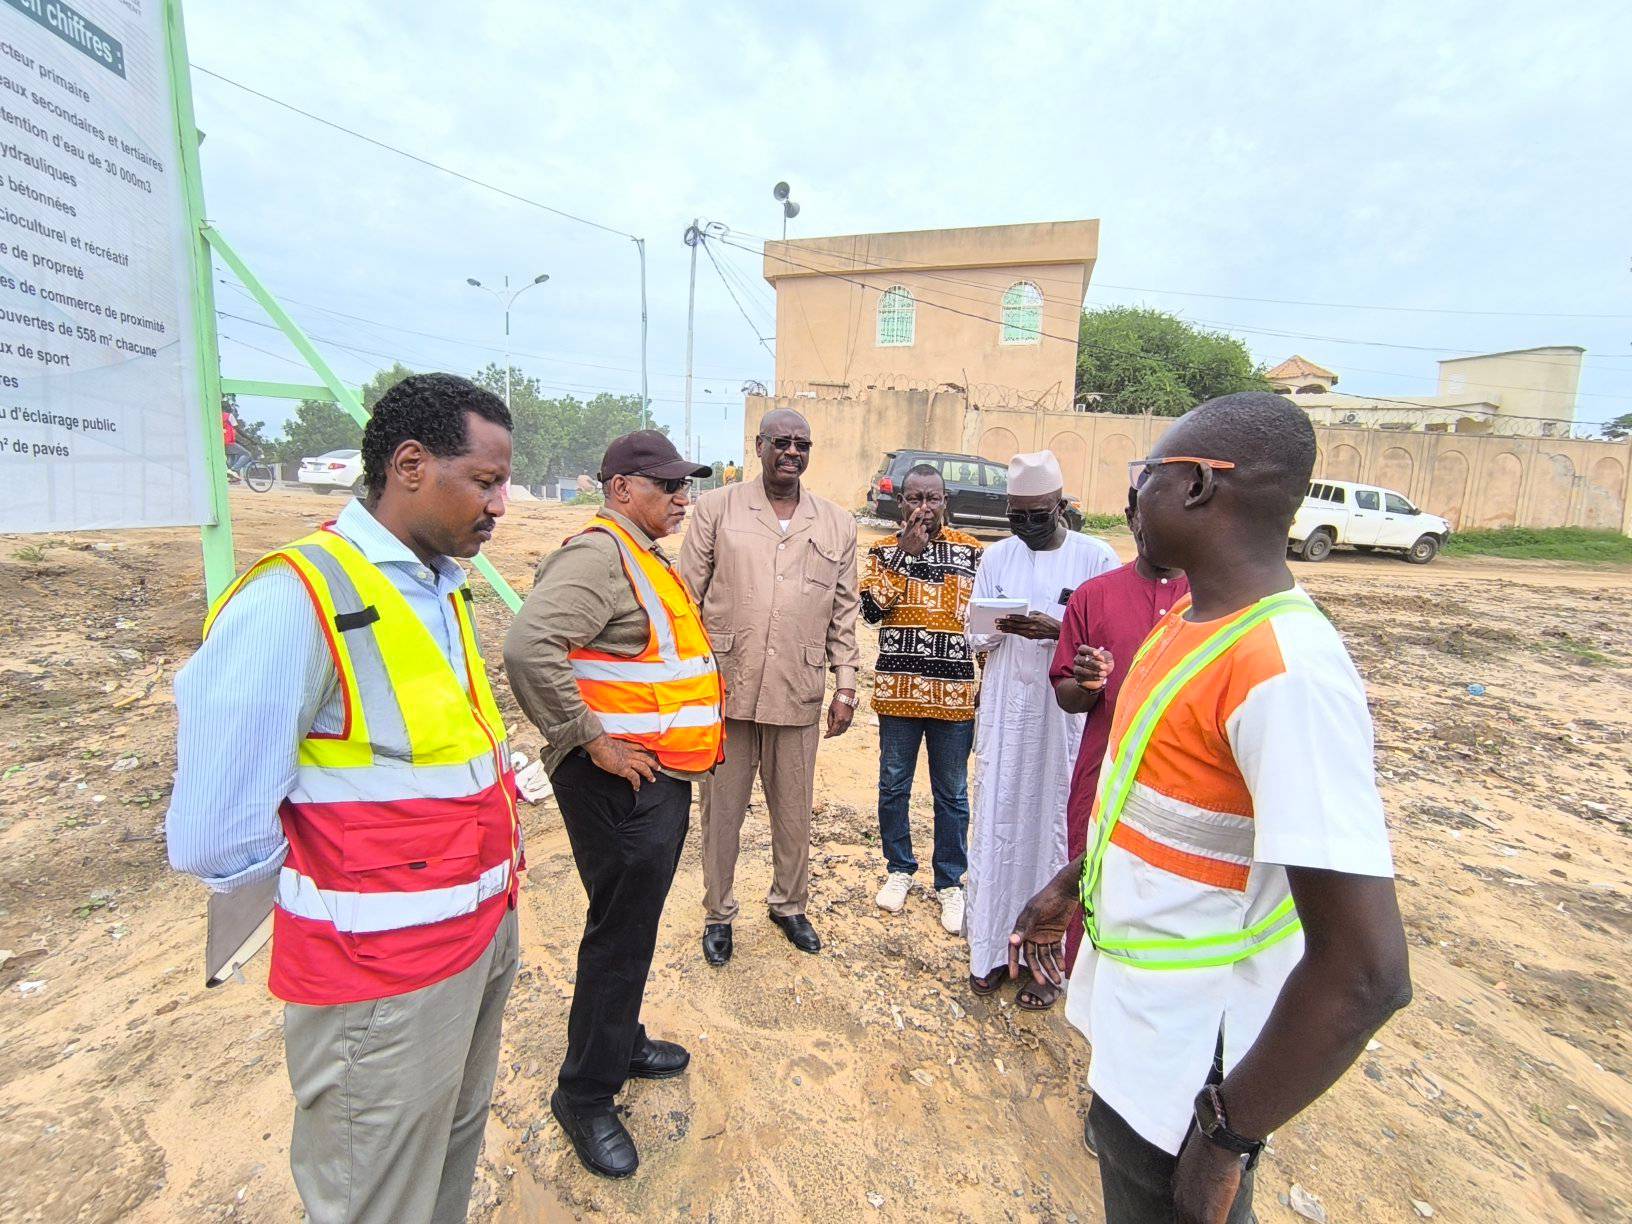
[877,285,915,347]
[1001,281,1043,344]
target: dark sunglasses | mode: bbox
[633,473,692,494]
[762,435,813,453]
[1006,505,1061,527]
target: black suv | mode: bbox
[866,449,1086,531]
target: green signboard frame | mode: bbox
[160,0,521,611]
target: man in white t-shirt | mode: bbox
[1010,392,1410,1224]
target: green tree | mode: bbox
[560,392,652,481]
[473,364,558,486]
[1602,412,1632,441]
[1075,306,1269,416]
[472,364,658,487]
[275,363,415,462]
[278,398,363,463]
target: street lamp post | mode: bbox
[465,272,550,410]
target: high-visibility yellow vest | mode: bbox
[567,515,725,773]
[1080,591,1322,970]
[206,527,520,1006]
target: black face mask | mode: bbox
[1008,508,1059,550]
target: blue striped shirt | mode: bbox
[166,499,473,891]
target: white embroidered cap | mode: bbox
[1007,450,1064,496]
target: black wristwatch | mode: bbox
[1192,1084,1264,1170]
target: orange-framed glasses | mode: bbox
[1128,456,1237,489]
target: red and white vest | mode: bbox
[206,528,520,1006]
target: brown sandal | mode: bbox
[968,965,1008,996]
[1016,980,1060,1011]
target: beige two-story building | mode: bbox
[1273,346,1586,438]
[761,219,1099,411]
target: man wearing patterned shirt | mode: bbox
[861,463,983,934]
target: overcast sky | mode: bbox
[188,1,1632,462]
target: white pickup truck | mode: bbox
[1289,480,1452,564]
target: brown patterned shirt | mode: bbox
[860,527,983,721]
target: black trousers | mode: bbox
[1088,1095,1257,1224]
[552,751,691,1113]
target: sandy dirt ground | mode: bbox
[2,487,1629,1223]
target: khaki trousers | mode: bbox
[283,909,519,1224]
[701,718,821,924]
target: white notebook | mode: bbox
[967,597,1029,636]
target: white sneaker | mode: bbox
[876,873,912,913]
[937,886,965,935]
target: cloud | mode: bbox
[188,0,1632,454]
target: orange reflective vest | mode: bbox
[567,516,725,773]
[205,527,520,1006]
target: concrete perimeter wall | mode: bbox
[745,391,1632,535]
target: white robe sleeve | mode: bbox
[965,541,1005,655]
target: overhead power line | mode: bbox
[1184,319,1629,401]
[218,310,709,406]
[732,229,1629,379]
[701,238,774,356]
[191,64,638,241]
[214,279,755,383]
[1095,282,1632,322]
[732,225,1632,321]
[719,235,1622,424]
[220,332,331,371]
[716,233,1090,349]
[712,249,777,331]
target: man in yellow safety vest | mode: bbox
[1009,392,1411,1224]
[504,429,720,1179]
[168,373,528,1223]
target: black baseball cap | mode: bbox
[598,430,712,482]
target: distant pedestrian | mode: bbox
[1049,488,1189,970]
[861,462,982,933]
[722,459,739,484]
[965,451,1118,1008]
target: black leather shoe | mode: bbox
[769,912,821,953]
[550,1088,638,1179]
[628,1037,690,1080]
[702,923,733,966]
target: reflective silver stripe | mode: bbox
[594,527,680,663]
[288,541,413,762]
[598,705,722,735]
[276,860,511,934]
[1118,784,1255,865]
[569,655,716,683]
[291,749,503,805]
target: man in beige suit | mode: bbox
[680,408,861,964]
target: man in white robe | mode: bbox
[965,451,1119,1007]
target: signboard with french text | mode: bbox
[1,0,208,531]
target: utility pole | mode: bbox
[633,237,650,429]
[683,220,700,462]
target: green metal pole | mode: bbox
[201,225,523,613]
[164,0,234,602]
[220,379,344,403]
